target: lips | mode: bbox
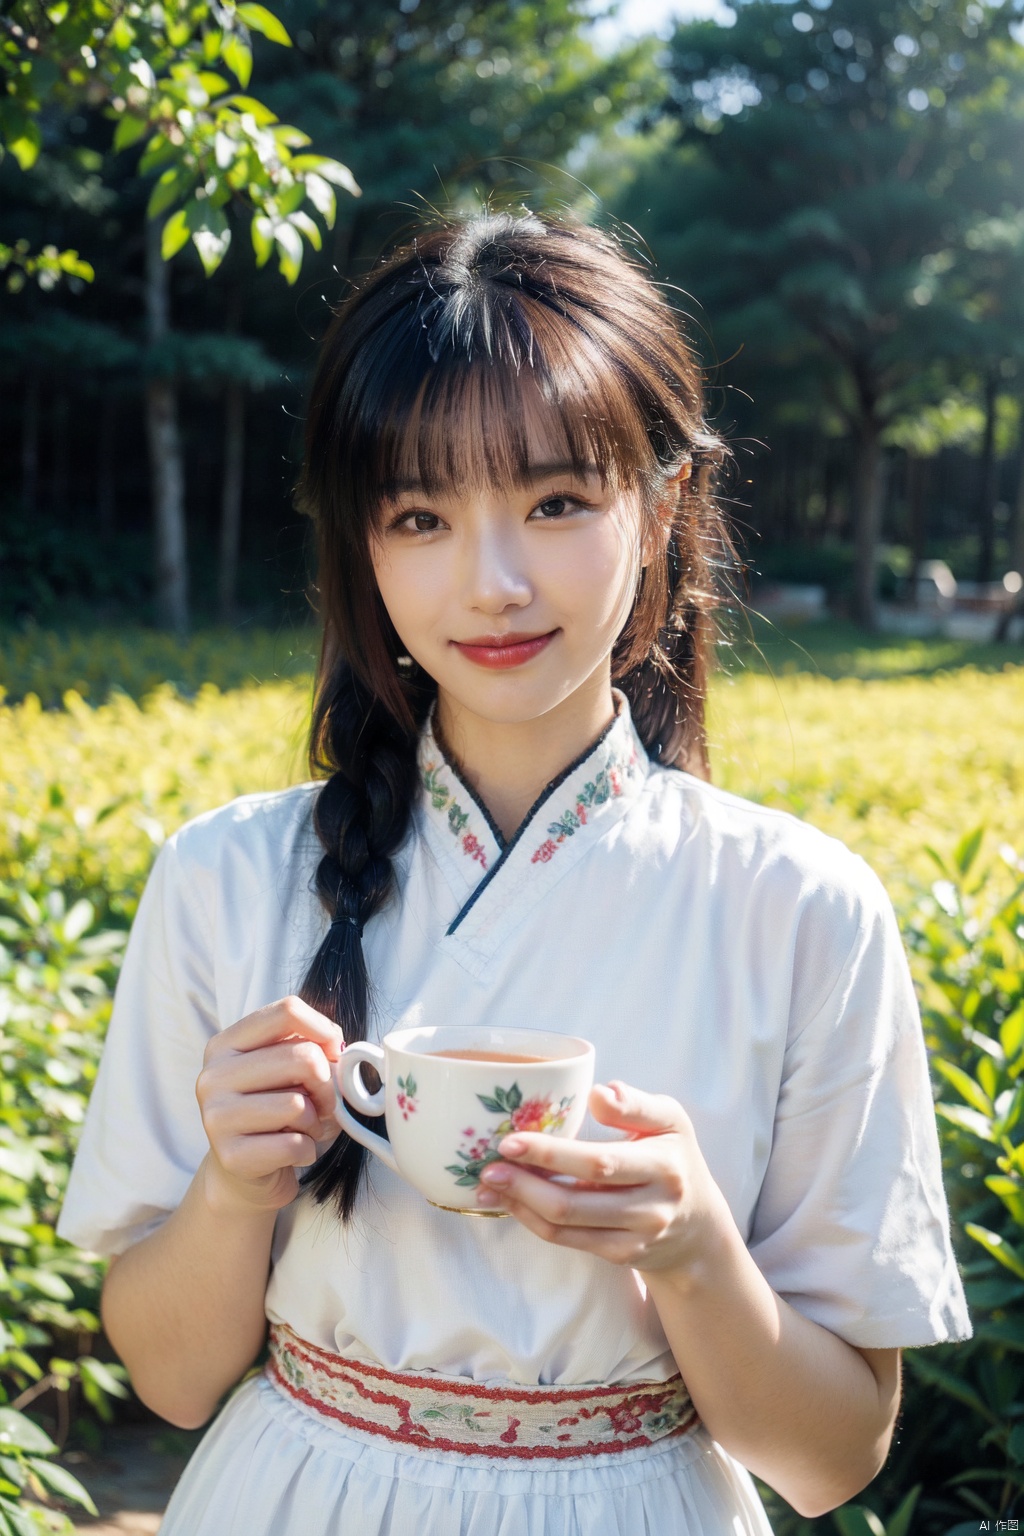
[451,631,558,669]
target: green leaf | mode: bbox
[303,172,336,229]
[903,1352,995,1421]
[831,1505,885,1536]
[12,1267,74,1303]
[884,1484,921,1536]
[113,115,149,153]
[237,4,293,45]
[1010,1423,1024,1465]
[62,899,93,943]
[161,209,192,261]
[0,1496,45,1536]
[506,1083,522,1111]
[965,1222,1024,1281]
[78,1358,130,1400]
[974,1316,1024,1350]
[953,826,984,878]
[290,155,360,198]
[935,1103,995,1142]
[984,1174,1024,1225]
[250,214,273,266]
[26,1459,98,1515]
[147,166,192,220]
[1001,1005,1024,1063]
[933,1059,994,1117]
[288,211,321,251]
[0,1410,57,1456]
[6,120,42,173]
[477,1095,504,1114]
[192,208,232,277]
[222,35,253,89]
[222,96,278,125]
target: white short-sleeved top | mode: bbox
[58,695,971,1386]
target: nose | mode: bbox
[460,522,532,615]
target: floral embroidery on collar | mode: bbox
[530,747,638,865]
[421,762,489,868]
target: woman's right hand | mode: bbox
[195,996,345,1215]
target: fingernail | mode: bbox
[476,1189,500,1207]
[481,1163,511,1186]
[499,1137,525,1157]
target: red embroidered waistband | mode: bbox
[266,1323,700,1461]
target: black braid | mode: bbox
[298,661,431,1219]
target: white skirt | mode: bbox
[158,1374,775,1535]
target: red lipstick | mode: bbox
[451,631,558,669]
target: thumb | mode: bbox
[589,1081,690,1138]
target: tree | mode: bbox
[613,0,1024,625]
[1,0,359,632]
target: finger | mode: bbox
[589,1082,691,1138]
[494,1195,643,1262]
[495,1131,646,1186]
[204,1040,336,1116]
[204,1090,324,1142]
[208,997,344,1060]
[479,1163,644,1228]
[216,1131,320,1181]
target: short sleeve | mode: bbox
[747,862,972,1350]
[57,835,219,1256]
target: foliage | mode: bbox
[0,625,316,708]
[0,887,128,1531]
[898,834,1024,1531]
[0,0,358,286]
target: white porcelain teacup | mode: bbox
[334,1025,595,1215]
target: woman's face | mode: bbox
[370,410,648,732]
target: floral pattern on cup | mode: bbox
[396,1073,418,1120]
[444,1082,575,1188]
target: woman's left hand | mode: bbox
[476,1080,734,1276]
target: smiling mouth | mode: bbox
[450,631,559,669]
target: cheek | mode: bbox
[548,523,641,629]
[371,547,443,639]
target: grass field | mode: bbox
[1,620,1021,913]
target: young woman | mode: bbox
[58,211,970,1536]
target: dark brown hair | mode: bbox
[295,210,728,1217]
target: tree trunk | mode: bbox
[97,393,117,538]
[144,217,188,636]
[907,454,929,603]
[1010,426,1024,579]
[975,369,999,585]
[994,430,1024,641]
[21,366,41,516]
[852,417,883,629]
[218,383,245,622]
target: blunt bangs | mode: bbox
[332,290,667,535]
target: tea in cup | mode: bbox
[333,1025,595,1215]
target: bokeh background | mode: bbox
[1,2,1023,1533]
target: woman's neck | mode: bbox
[435,670,617,843]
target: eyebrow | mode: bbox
[386,461,601,495]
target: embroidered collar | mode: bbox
[415,693,650,970]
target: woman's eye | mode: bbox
[531,495,580,520]
[400,511,441,533]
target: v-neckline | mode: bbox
[414,693,652,976]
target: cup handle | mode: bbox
[334,1044,399,1176]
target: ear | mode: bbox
[641,460,692,567]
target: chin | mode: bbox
[435,675,580,728]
